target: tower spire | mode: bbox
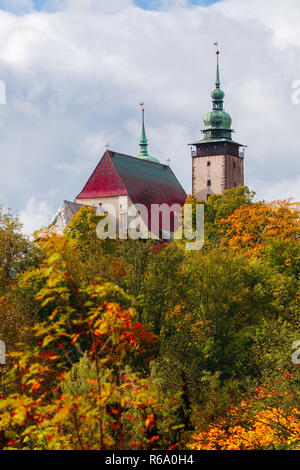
[211,49,224,111]
[200,48,233,141]
[216,50,220,88]
[137,104,160,163]
[139,106,149,157]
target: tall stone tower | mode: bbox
[191,51,245,201]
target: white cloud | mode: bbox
[250,175,300,203]
[219,0,300,50]
[0,0,299,234]
[19,196,54,235]
[56,130,115,177]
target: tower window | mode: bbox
[207,179,211,187]
[207,161,211,167]
[233,161,236,169]
[234,182,237,187]
[207,194,210,201]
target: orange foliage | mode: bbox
[190,385,300,450]
[219,201,300,257]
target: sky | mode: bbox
[0,0,299,234]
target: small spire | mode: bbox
[139,107,149,157]
[210,48,225,111]
[216,50,220,88]
[137,104,160,163]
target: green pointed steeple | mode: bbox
[137,107,160,163]
[216,51,220,88]
[139,108,148,157]
[211,51,225,110]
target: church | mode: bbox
[74,109,187,238]
[49,51,245,237]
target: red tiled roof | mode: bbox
[76,151,128,199]
[76,151,187,235]
[76,151,186,207]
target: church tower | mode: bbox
[191,51,245,201]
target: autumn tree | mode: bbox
[190,376,300,450]
[0,205,40,288]
[220,200,300,258]
[182,186,255,247]
[0,236,182,450]
[0,205,41,390]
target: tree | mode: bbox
[0,205,41,389]
[0,205,40,287]
[180,187,254,247]
[0,236,180,450]
[190,377,300,450]
[220,200,300,258]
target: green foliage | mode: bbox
[64,205,101,246]
[183,186,255,246]
[263,239,300,279]
[207,186,255,221]
[0,205,40,285]
[61,353,97,396]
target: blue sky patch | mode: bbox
[0,0,220,14]
[134,0,220,8]
[32,0,220,11]
[33,0,47,10]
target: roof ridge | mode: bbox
[109,150,167,167]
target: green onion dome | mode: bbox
[204,110,232,130]
[211,87,225,101]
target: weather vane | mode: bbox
[214,41,219,55]
[105,143,110,149]
[166,158,171,166]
